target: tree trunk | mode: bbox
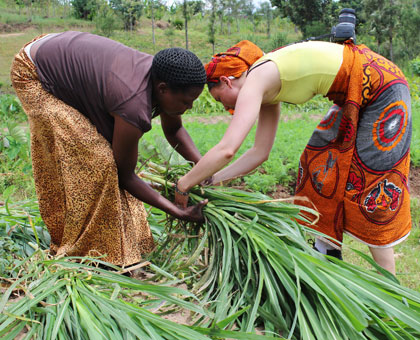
[151,2,156,49]
[184,0,189,50]
[389,35,393,61]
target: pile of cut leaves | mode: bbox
[0,200,275,339]
[2,159,420,339]
[144,161,420,339]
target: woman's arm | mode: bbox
[160,112,202,164]
[212,103,281,184]
[112,114,206,222]
[176,61,281,193]
[176,83,264,192]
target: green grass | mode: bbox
[343,227,420,291]
[411,100,420,166]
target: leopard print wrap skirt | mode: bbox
[10,36,155,266]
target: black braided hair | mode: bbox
[152,48,206,91]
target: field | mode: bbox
[1,4,420,339]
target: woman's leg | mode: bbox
[368,247,395,275]
[314,237,343,260]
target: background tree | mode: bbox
[270,0,336,37]
[242,0,256,32]
[95,1,120,37]
[394,0,420,61]
[71,0,98,20]
[259,1,273,37]
[208,0,217,54]
[15,0,34,20]
[189,0,204,15]
[363,0,400,60]
[217,0,227,34]
[110,0,143,31]
[183,0,189,49]
[226,0,240,34]
[145,0,165,49]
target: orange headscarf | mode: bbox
[205,40,264,83]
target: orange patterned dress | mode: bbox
[296,43,412,249]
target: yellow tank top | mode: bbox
[252,41,344,105]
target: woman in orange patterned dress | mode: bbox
[174,40,412,275]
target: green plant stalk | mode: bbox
[145,168,420,339]
[1,251,285,339]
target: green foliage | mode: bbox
[264,32,292,51]
[394,0,420,61]
[71,0,98,20]
[110,0,143,31]
[362,0,400,59]
[0,94,25,124]
[244,171,278,193]
[271,0,337,37]
[0,236,21,275]
[144,0,166,21]
[411,100,420,166]
[0,198,49,276]
[0,122,34,200]
[145,166,420,338]
[188,86,225,115]
[410,58,420,77]
[94,2,121,37]
[172,17,184,30]
[408,75,420,101]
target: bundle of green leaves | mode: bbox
[0,199,278,339]
[144,163,420,339]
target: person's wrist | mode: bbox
[176,178,190,193]
[175,183,189,196]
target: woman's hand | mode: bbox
[176,199,208,222]
[201,176,214,186]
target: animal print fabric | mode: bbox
[11,36,154,266]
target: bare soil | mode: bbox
[409,166,420,199]
[0,23,34,34]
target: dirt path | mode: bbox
[0,32,24,38]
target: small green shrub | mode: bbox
[173,18,183,30]
[0,94,26,123]
[244,172,278,193]
[265,31,292,51]
[410,58,420,76]
[0,123,34,200]
[188,86,225,115]
[95,4,121,37]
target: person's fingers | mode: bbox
[200,199,208,206]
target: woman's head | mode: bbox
[204,40,263,113]
[205,40,263,84]
[152,48,206,115]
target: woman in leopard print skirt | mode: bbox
[11,31,207,266]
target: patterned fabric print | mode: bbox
[10,40,154,266]
[295,44,411,248]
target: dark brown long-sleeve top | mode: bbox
[33,31,154,143]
